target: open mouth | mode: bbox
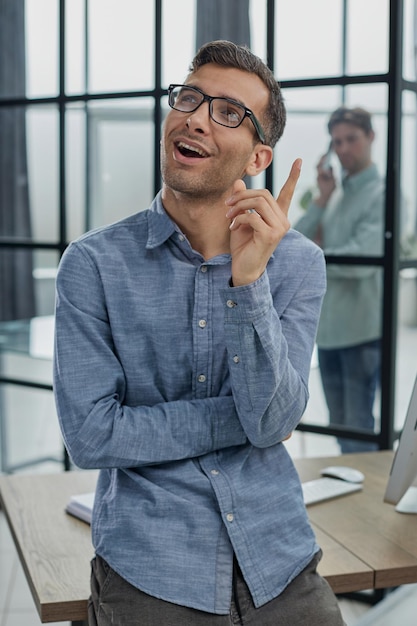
[176,141,209,159]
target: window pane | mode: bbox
[0,384,62,472]
[0,105,32,239]
[344,85,388,168]
[287,89,387,256]
[162,0,269,86]
[403,0,417,81]
[401,91,417,260]
[26,0,59,98]
[27,105,59,242]
[0,248,36,321]
[395,318,417,440]
[65,0,86,95]
[88,0,154,93]
[87,99,154,230]
[0,2,26,98]
[344,83,388,113]
[285,88,386,452]
[275,0,343,80]
[346,0,389,75]
[67,103,87,240]
[0,249,58,321]
[162,0,196,86]
[33,250,60,317]
[280,84,388,218]
[398,269,417,327]
[278,86,343,222]
[249,0,267,61]
[0,104,59,243]
[300,266,383,449]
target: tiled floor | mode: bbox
[1,319,417,624]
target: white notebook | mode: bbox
[65,492,95,524]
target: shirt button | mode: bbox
[226,513,234,522]
[210,469,219,476]
[226,299,237,308]
[233,355,240,363]
[178,234,185,242]
[198,319,207,328]
[198,374,206,383]
[201,265,208,273]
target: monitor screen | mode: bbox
[384,374,417,513]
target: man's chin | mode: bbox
[163,170,218,197]
[164,176,199,195]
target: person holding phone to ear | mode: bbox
[54,41,345,625]
[295,106,384,453]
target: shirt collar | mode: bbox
[342,163,378,191]
[145,191,178,249]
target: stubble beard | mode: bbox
[162,165,227,200]
[161,152,248,202]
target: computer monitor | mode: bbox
[384,374,417,513]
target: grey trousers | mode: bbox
[88,551,346,625]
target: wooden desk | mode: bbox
[0,469,97,623]
[1,451,416,623]
[296,450,417,591]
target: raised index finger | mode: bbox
[276,158,302,216]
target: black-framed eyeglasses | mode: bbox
[167,84,266,144]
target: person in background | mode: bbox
[54,40,345,625]
[295,106,384,453]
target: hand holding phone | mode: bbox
[320,141,334,172]
[316,142,336,206]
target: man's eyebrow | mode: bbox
[214,92,247,107]
[186,82,247,107]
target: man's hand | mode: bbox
[315,154,337,208]
[225,159,302,287]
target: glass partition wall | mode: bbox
[0,0,416,470]
[279,0,417,455]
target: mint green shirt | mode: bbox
[295,164,384,349]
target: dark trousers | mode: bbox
[318,340,381,453]
[88,550,345,625]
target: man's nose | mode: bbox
[185,102,211,133]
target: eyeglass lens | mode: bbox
[169,86,246,128]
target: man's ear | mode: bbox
[245,144,274,177]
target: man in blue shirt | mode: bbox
[54,41,344,625]
[295,107,384,453]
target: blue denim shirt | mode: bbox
[54,192,326,614]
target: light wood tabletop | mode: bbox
[296,450,417,591]
[1,451,416,623]
[0,469,97,623]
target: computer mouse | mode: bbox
[320,465,365,484]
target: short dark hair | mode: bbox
[328,106,373,135]
[188,40,286,148]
